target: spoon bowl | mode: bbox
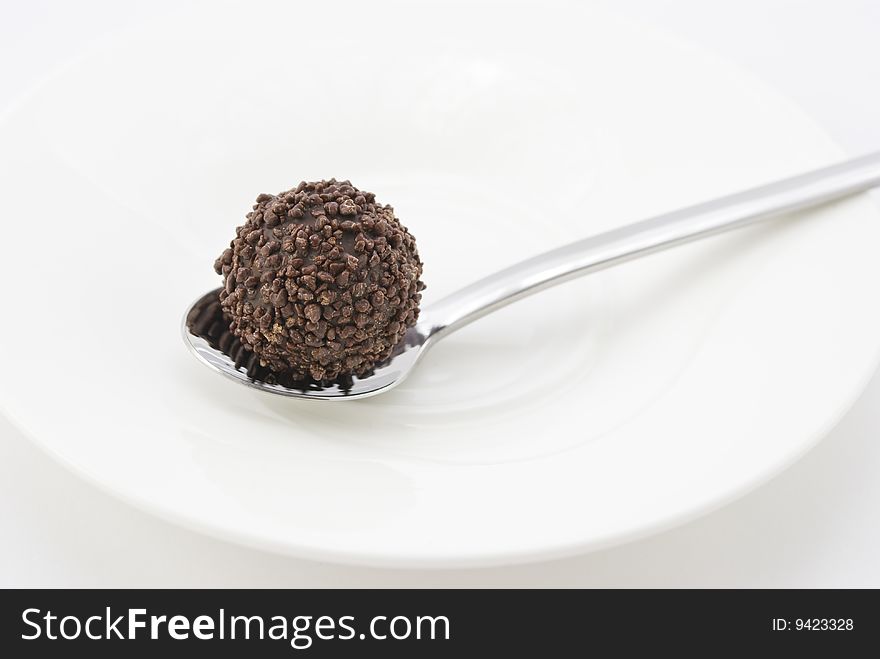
[182,289,435,400]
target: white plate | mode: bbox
[1,1,879,568]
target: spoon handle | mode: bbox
[424,151,880,340]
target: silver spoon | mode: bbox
[183,152,880,400]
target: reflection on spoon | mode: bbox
[183,153,880,401]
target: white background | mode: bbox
[1,0,878,586]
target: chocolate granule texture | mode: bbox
[213,180,425,382]
[186,289,357,391]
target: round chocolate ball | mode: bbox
[214,179,425,381]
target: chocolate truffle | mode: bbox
[214,179,425,382]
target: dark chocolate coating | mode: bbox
[214,180,425,381]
